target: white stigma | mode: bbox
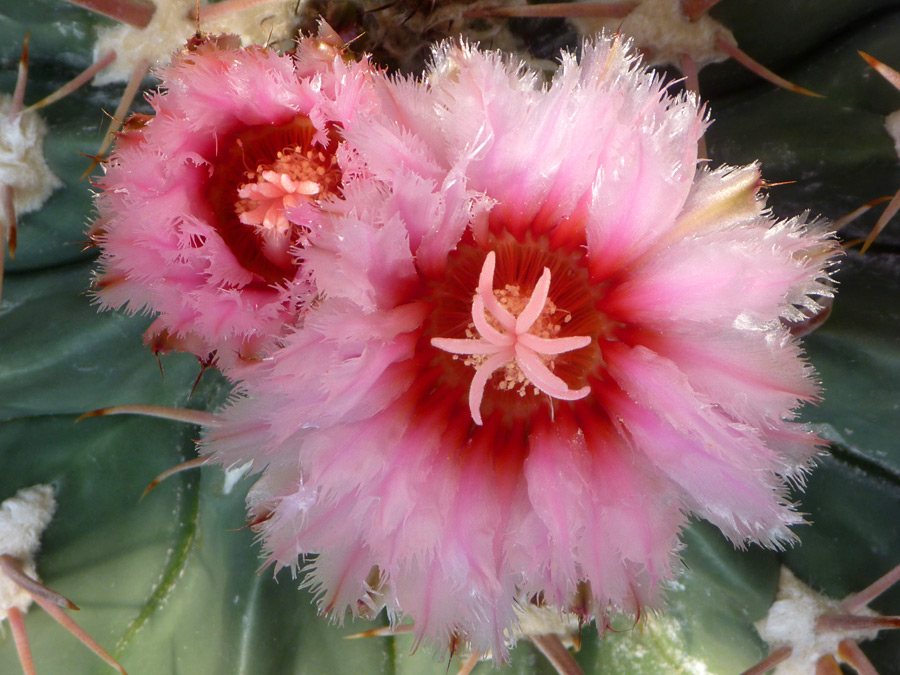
[431,251,592,425]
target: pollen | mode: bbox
[431,251,591,425]
[458,283,573,397]
[204,116,342,281]
[234,144,340,265]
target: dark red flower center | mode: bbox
[424,236,611,424]
[204,116,341,285]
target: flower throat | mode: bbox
[205,116,341,284]
[427,238,608,424]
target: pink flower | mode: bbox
[205,37,840,656]
[90,33,372,371]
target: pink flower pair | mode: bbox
[92,32,840,658]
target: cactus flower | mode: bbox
[90,34,373,371]
[203,35,840,657]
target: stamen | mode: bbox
[237,171,317,253]
[431,251,591,425]
[232,140,341,268]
